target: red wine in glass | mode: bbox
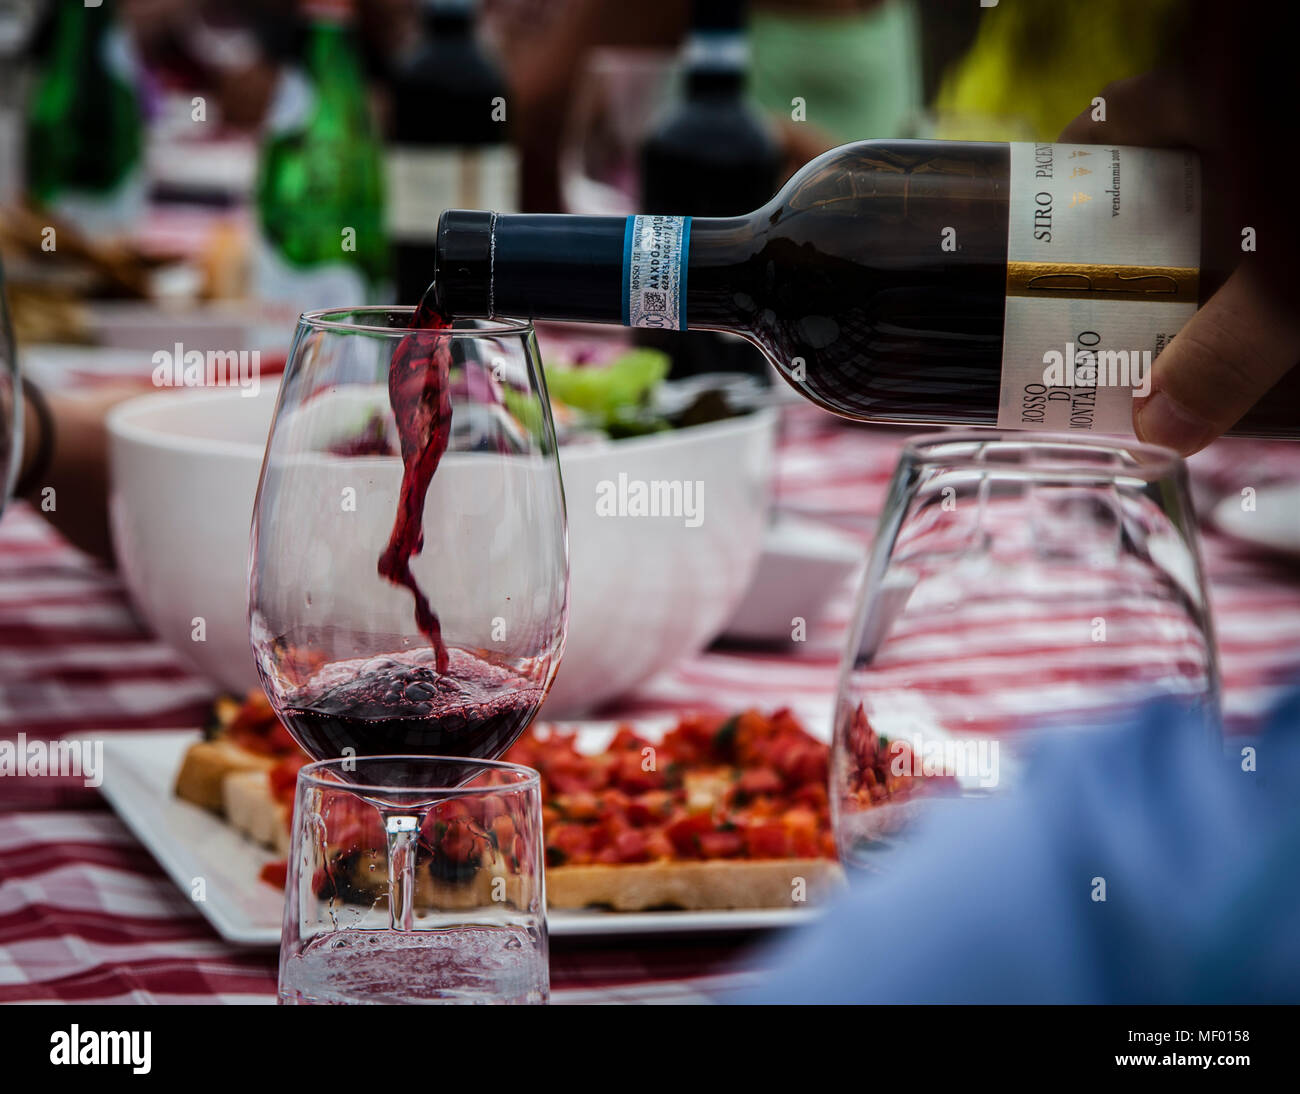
[378,295,454,676]
[278,649,544,781]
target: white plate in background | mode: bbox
[1213,484,1300,560]
[722,515,864,643]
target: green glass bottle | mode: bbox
[25,0,145,238]
[254,0,388,324]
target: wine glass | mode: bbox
[832,432,1221,870]
[249,307,568,927]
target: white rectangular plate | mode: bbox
[98,730,824,946]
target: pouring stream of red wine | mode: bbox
[378,295,453,674]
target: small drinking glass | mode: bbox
[832,432,1221,869]
[279,755,548,1005]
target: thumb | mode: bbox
[1134,263,1300,454]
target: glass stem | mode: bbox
[383,812,424,931]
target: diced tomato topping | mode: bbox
[268,754,308,804]
[260,859,288,888]
[735,768,784,798]
[554,790,600,821]
[547,823,591,866]
[437,818,489,865]
[611,827,651,863]
[744,823,789,859]
[612,751,665,793]
[626,790,673,826]
[491,814,517,852]
[665,812,714,859]
[697,829,745,859]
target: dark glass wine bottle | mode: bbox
[638,0,781,382]
[388,0,514,305]
[428,139,1299,439]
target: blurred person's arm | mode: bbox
[1058,0,1300,454]
[15,383,143,562]
[735,690,1300,1004]
[489,0,688,211]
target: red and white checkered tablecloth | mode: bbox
[1,407,1298,1004]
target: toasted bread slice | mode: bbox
[223,769,292,855]
[546,858,843,911]
[174,739,277,813]
[206,764,841,912]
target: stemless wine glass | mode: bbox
[832,432,1221,869]
[249,307,567,932]
[278,755,548,1005]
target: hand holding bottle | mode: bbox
[1061,69,1300,454]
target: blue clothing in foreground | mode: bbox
[737,690,1300,1003]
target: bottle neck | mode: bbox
[432,211,754,330]
[423,0,474,34]
[683,30,748,98]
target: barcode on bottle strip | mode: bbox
[624,214,689,330]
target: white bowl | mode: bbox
[108,386,775,717]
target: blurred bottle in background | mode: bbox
[24,0,146,240]
[0,0,40,207]
[639,0,779,382]
[749,0,921,154]
[253,0,387,339]
[387,0,516,305]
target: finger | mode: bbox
[1058,71,1195,147]
[1133,263,1300,454]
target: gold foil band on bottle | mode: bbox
[1006,261,1199,304]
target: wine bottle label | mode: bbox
[386,145,518,242]
[623,215,691,330]
[997,143,1201,435]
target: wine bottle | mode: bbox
[253,0,388,334]
[25,0,145,239]
[638,0,780,382]
[429,139,1299,439]
[387,0,515,305]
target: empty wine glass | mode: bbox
[249,306,568,928]
[832,432,1221,869]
